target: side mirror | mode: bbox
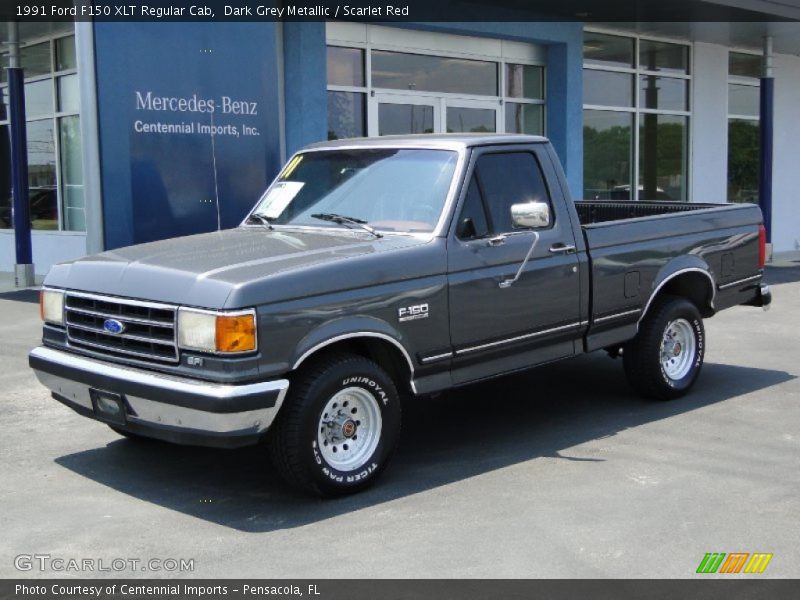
[456,217,477,239]
[511,201,550,229]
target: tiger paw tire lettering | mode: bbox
[268,354,401,497]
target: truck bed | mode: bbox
[575,200,764,353]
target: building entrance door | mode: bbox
[369,93,500,136]
[369,93,439,136]
[443,98,500,133]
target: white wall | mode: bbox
[690,42,729,204]
[0,231,87,276]
[771,53,800,253]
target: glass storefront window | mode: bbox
[583,32,634,69]
[325,35,543,139]
[26,119,58,229]
[727,51,759,204]
[506,64,543,100]
[25,79,54,118]
[327,91,365,140]
[639,75,688,111]
[583,32,690,202]
[20,43,52,77]
[59,115,85,231]
[0,32,82,231]
[371,50,498,96]
[639,40,689,74]
[584,70,634,107]
[727,119,759,204]
[505,103,543,135]
[326,46,364,87]
[56,36,77,71]
[58,74,80,113]
[0,125,10,228]
[638,114,688,201]
[728,83,759,117]
[729,52,761,79]
[583,110,633,199]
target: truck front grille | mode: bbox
[64,292,179,363]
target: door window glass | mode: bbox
[378,103,434,135]
[474,152,551,233]
[446,107,495,133]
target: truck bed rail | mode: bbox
[575,200,724,225]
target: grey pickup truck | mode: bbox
[30,134,771,496]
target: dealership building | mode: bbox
[2,5,800,275]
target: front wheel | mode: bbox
[268,354,401,497]
[623,296,705,400]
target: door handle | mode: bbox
[549,243,576,255]
[487,235,506,247]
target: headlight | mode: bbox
[177,308,257,354]
[40,289,65,325]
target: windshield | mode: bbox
[250,148,458,233]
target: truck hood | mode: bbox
[45,227,442,308]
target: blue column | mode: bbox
[283,22,327,156]
[758,77,773,242]
[7,67,32,266]
[758,36,774,243]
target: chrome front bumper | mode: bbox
[29,346,289,448]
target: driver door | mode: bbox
[447,146,582,384]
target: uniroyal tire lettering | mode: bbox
[341,376,389,404]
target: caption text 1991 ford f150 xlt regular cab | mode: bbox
[29,134,771,496]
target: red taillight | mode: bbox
[758,224,767,269]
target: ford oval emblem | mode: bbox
[103,319,126,335]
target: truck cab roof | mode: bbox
[304,133,550,152]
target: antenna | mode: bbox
[209,110,222,231]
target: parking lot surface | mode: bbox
[1,266,798,578]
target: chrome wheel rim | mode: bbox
[317,387,382,471]
[660,318,696,380]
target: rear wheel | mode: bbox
[623,296,705,400]
[268,353,401,497]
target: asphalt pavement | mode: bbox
[1,266,798,579]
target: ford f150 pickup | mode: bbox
[29,134,771,496]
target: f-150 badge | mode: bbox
[398,303,429,322]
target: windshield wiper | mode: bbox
[311,213,382,238]
[247,213,274,230]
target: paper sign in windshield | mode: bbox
[256,181,304,219]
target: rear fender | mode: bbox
[640,257,716,325]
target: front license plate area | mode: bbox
[89,389,128,426]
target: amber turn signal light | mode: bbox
[215,313,256,353]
